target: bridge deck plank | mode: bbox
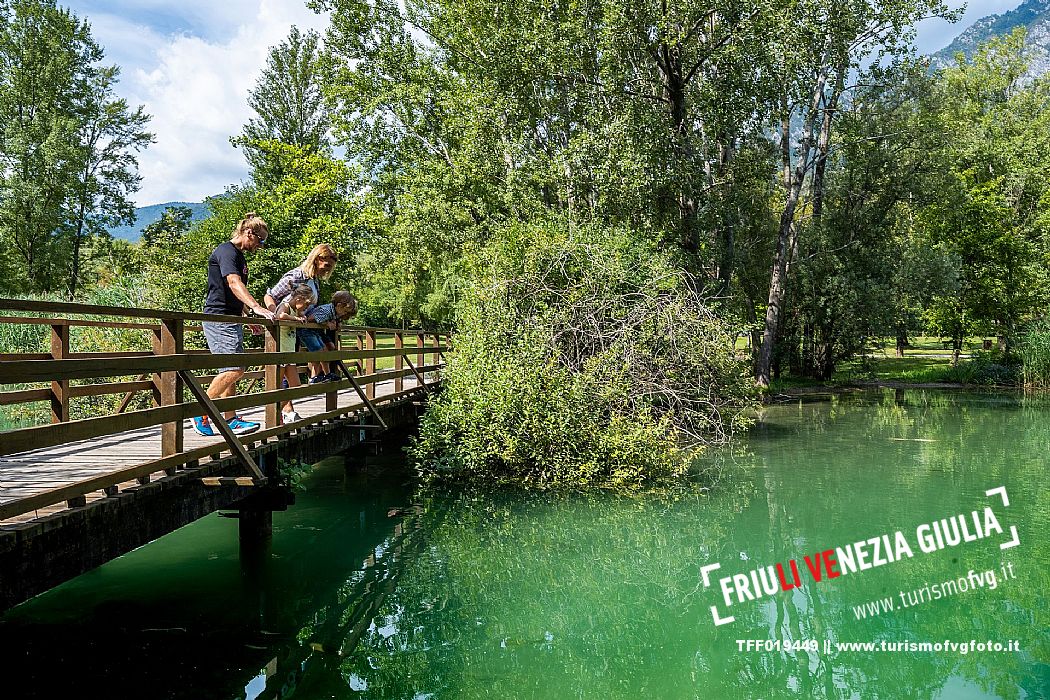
[0,376,426,525]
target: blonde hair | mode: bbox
[234,212,268,240]
[331,290,357,318]
[299,244,338,280]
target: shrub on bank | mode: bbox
[0,276,165,427]
[1017,318,1050,388]
[940,351,1021,386]
[410,221,758,489]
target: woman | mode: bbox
[264,244,339,423]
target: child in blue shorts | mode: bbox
[302,290,358,382]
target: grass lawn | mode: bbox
[764,337,980,391]
[834,355,954,383]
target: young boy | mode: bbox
[304,291,358,382]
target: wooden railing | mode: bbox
[0,298,448,521]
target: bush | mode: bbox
[942,351,1020,386]
[409,220,758,490]
[1017,318,1050,388]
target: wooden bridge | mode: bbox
[0,298,448,611]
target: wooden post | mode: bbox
[416,333,425,387]
[155,318,184,457]
[326,326,339,413]
[50,324,69,423]
[394,331,404,393]
[365,330,376,399]
[264,323,280,429]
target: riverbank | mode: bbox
[767,345,1022,397]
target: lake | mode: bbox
[1,389,1046,698]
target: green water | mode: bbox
[1,389,1047,698]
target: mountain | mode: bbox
[931,0,1050,75]
[106,201,210,242]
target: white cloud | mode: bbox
[69,0,329,205]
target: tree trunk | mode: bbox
[756,61,837,386]
[896,326,908,357]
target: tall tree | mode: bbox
[0,0,151,296]
[64,63,152,298]
[234,26,331,183]
[753,0,957,386]
[0,0,94,292]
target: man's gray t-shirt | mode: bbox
[204,241,248,315]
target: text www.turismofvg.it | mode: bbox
[851,561,1017,620]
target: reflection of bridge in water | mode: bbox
[0,298,447,611]
[237,501,432,700]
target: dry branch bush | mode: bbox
[411,229,757,489]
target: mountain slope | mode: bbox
[932,0,1050,75]
[107,201,209,242]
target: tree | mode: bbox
[0,0,95,292]
[316,0,782,323]
[64,64,152,298]
[0,0,151,297]
[233,26,331,183]
[141,205,194,249]
[753,0,958,386]
[920,30,1050,358]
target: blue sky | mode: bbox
[61,0,1022,207]
[62,0,328,206]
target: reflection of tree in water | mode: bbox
[267,390,1047,698]
[739,389,1048,699]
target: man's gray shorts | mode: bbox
[202,321,245,373]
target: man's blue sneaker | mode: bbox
[227,417,260,435]
[191,416,215,436]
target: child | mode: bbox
[304,290,358,382]
[274,284,316,423]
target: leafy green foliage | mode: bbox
[1017,318,1050,388]
[233,26,331,183]
[0,0,151,298]
[141,206,194,249]
[920,30,1050,351]
[147,143,374,312]
[410,220,757,489]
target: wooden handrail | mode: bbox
[0,297,254,324]
[0,364,442,456]
[0,299,449,335]
[0,346,449,383]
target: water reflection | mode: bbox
[1,390,1047,699]
[0,454,419,699]
[330,390,1047,699]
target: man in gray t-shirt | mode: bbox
[192,214,275,437]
